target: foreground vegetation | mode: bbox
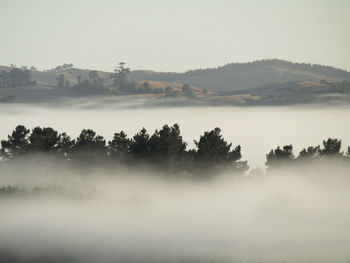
[1,125,349,178]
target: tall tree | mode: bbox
[193,128,248,176]
[108,131,131,162]
[28,127,60,152]
[0,125,30,159]
[71,129,107,162]
[57,132,75,159]
[129,128,150,160]
[111,62,130,89]
[148,124,187,170]
[320,138,342,158]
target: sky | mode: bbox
[0,0,349,72]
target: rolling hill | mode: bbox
[127,59,350,92]
[1,59,350,105]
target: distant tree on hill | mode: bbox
[165,86,180,97]
[52,63,73,72]
[139,82,152,94]
[181,84,196,98]
[72,77,106,95]
[0,68,34,88]
[56,73,66,88]
[62,63,73,69]
[111,62,130,90]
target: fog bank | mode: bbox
[1,161,350,263]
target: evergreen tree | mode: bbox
[266,145,294,169]
[0,125,30,159]
[112,62,130,90]
[28,127,60,152]
[148,124,187,170]
[108,131,131,162]
[320,138,342,158]
[129,128,150,160]
[297,145,320,162]
[57,132,75,159]
[71,129,107,162]
[193,128,248,176]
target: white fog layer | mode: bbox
[0,166,350,263]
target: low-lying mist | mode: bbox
[1,158,350,263]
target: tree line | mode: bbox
[0,68,36,88]
[61,62,199,98]
[1,125,349,176]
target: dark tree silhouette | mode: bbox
[71,129,107,162]
[108,131,131,162]
[57,132,75,159]
[1,124,348,177]
[266,145,294,169]
[320,138,342,157]
[298,145,320,161]
[129,128,150,160]
[193,128,248,175]
[28,127,60,152]
[148,124,187,170]
[1,125,30,159]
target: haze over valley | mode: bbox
[1,1,350,262]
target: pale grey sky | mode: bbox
[0,0,349,72]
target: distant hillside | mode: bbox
[2,60,350,92]
[127,59,350,92]
[1,60,350,105]
[222,80,350,105]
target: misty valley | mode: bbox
[1,101,350,263]
[2,0,350,261]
